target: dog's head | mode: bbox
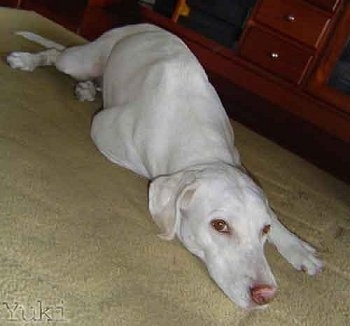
[148,163,277,309]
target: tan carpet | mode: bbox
[0,7,349,326]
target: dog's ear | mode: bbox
[148,171,197,240]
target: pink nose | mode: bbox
[250,285,277,305]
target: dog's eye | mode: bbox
[210,219,231,234]
[262,224,271,235]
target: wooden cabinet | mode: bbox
[233,0,350,142]
[243,0,349,99]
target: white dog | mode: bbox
[7,24,323,309]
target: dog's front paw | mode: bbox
[75,81,97,102]
[7,52,37,71]
[278,238,323,275]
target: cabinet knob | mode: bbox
[285,14,296,22]
[270,52,279,59]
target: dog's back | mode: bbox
[91,26,239,178]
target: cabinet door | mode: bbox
[307,3,350,114]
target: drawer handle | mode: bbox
[285,14,296,22]
[270,52,279,59]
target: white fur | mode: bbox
[7,24,323,309]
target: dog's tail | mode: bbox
[15,31,65,51]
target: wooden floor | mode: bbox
[6,2,349,183]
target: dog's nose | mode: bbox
[250,284,277,305]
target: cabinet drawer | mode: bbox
[305,0,340,12]
[240,27,313,84]
[255,0,330,48]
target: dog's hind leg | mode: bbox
[7,45,102,102]
[7,44,104,80]
[7,25,161,100]
[7,40,107,101]
[7,48,61,72]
